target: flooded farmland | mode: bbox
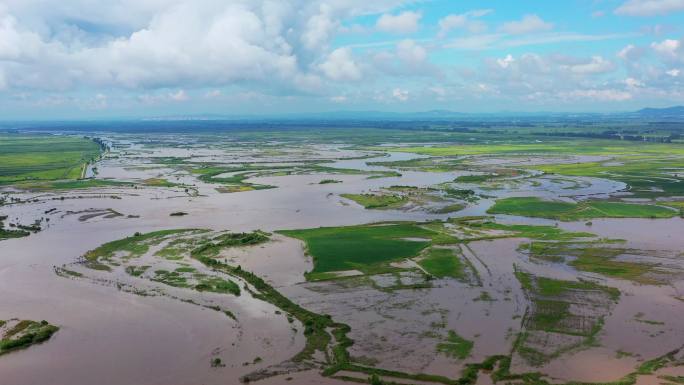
[2,131,684,385]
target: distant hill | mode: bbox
[635,106,684,118]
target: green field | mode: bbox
[374,140,684,157]
[10,179,130,191]
[341,193,408,209]
[488,197,675,221]
[0,134,102,184]
[278,223,440,275]
[418,248,466,279]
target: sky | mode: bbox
[0,0,684,119]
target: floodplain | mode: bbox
[2,121,684,385]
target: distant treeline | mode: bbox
[536,131,680,143]
[89,137,110,152]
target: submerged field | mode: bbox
[1,125,684,385]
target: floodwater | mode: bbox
[1,136,684,384]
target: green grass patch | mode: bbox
[11,179,130,191]
[195,276,240,296]
[152,269,190,288]
[191,231,269,259]
[430,203,465,214]
[0,319,59,356]
[526,241,661,284]
[340,193,408,210]
[418,248,466,280]
[142,178,179,187]
[488,197,675,221]
[437,330,474,360]
[83,229,196,268]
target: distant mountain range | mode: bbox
[634,106,684,118]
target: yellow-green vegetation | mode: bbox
[467,220,595,241]
[524,241,664,284]
[0,319,59,356]
[151,268,241,295]
[183,162,396,193]
[190,166,277,192]
[142,178,180,187]
[368,157,463,172]
[190,231,269,258]
[454,174,495,183]
[341,193,408,209]
[11,179,130,191]
[430,203,465,214]
[374,140,684,157]
[0,134,102,185]
[488,197,675,221]
[125,265,150,277]
[278,223,453,279]
[83,229,199,271]
[370,140,684,199]
[514,269,619,366]
[343,186,467,212]
[152,269,190,287]
[194,276,241,295]
[437,330,473,360]
[438,217,595,243]
[418,248,466,280]
[83,230,266,297]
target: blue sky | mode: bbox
[0,0,683,119]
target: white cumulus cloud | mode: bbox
[567,56,615,74]
[499,14,553,35]
[651,38,683,62]
[437,9,491,37]
[615,0,684,16]
[319,47,362,81]
[376,11,421,34]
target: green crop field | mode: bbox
[278,223,438,275]
[488,197,676,221]
[0,134,101,184]
[374,140,684,157]
[417,247,465,279]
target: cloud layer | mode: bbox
[0,0,683,116]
